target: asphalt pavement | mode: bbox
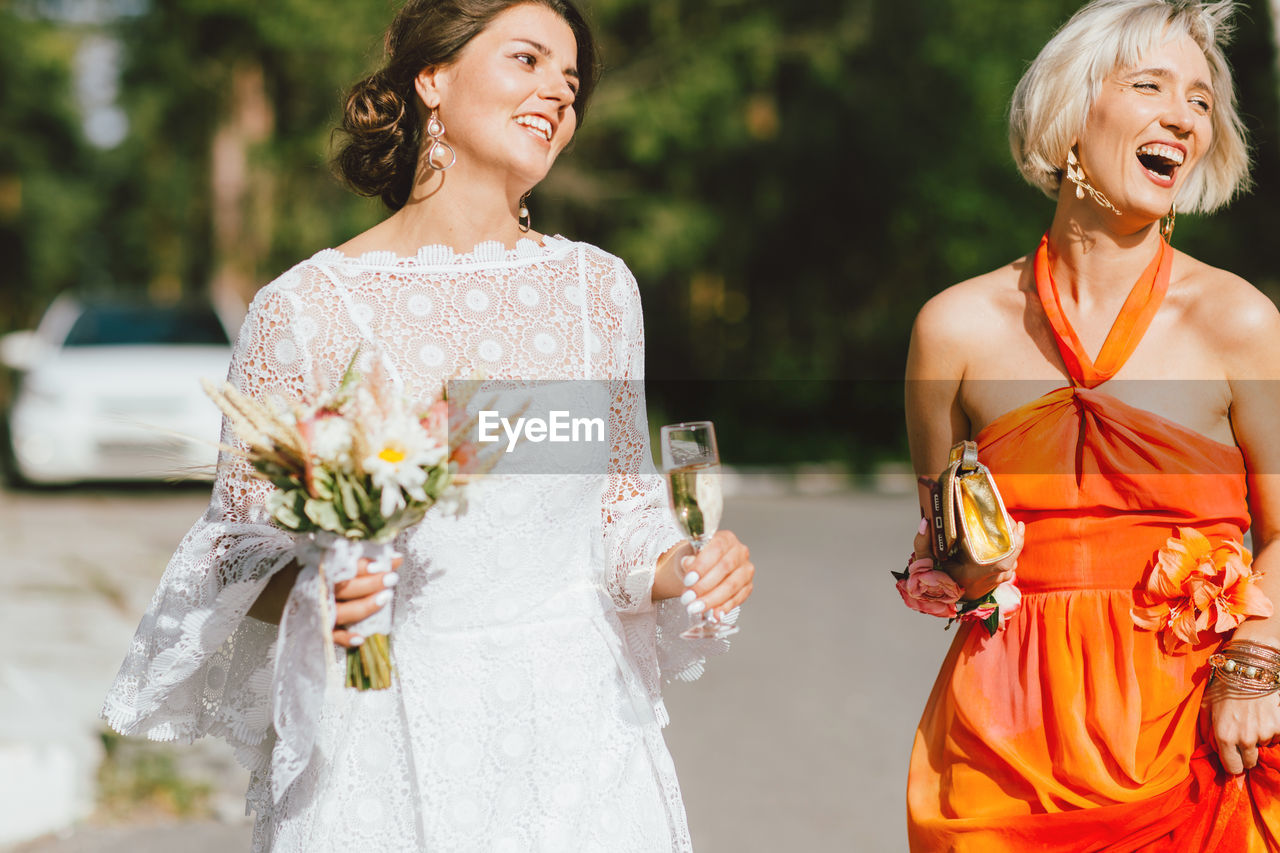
[1,481,946,852]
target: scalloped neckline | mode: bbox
[312,234,572,268]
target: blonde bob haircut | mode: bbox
[1009,0,1250,214]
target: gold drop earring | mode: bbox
[1065,148,1121,216]
[1160,203,1176,243]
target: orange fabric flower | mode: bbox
[1131,527,1273,652]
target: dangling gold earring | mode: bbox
[1065,147,1121,216]
[517,192,531,233]
[425,108,456,171]
[1160,202,1176,243]
[1066,148,1086,200]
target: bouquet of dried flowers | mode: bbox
[204,353,498,689]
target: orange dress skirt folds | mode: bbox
[906,238,1280,852]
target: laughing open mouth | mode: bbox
[515,114,553,142]
[1136,143,1184,181]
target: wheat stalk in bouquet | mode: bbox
[204,354,503,689]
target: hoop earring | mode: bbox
[518,192,531,233]
[425,109,456,171]
[1066,148,1121,216]
[1160,202,1176,243]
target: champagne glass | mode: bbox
[660,421,737,640]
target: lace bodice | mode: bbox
[220,236,671,609]
[103,236,730,852]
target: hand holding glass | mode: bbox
[660,421,737,640]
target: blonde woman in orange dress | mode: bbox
[904,1,1280,849]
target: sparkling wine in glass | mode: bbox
[660,421,737,640]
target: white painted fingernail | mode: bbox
[383,572,400,588]
[683,571,700,587]
[680,555,693,570]
[374,590,393,607]
[680,589,697,605]
[349,635,365,647]
[687,600,706,615]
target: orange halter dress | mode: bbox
[906,236,1280,852]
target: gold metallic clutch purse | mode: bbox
[927,440,1016,566]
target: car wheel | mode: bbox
[0,415,31,489]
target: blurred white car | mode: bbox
[1,296,235,485]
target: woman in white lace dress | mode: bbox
[102,2,756,850]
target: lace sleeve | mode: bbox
[101,276,312,776]
[592,252,731,686]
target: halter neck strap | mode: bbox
[1033,233,1171,389]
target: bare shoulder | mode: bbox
[334,219,398,257]
[916,259,1026,331]
[1174,251,1280,373]
[910,258,1028,375]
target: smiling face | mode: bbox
[1075,32,1214,225]
[415,3,580,191]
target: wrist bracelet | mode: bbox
[1208,640,1280,698]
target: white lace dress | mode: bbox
[102,237,731,852]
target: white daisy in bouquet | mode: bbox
[204,352,499,690]
[362,408,446,519]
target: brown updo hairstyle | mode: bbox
[334,0,598,211]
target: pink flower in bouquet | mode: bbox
[992,581,1021,616]
[296,415,320,498]
[906,556,934,576]
[897,556,963,617]
[966,601,996,620]
[298,410,352,497]
[1131,527,1272,652]
[452,441,478,473]
[955,580,1021,627]
[420,399,450,447]
[969,581,1022,629]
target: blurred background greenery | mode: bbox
[2,0,1278,472]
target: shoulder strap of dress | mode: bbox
[1033,233,1171,389]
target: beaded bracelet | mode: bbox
[1208,640,1280,698]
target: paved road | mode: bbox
[1,483,947,852]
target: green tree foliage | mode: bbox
[550,0,1280,465]
[107,0,396,302]
[3,0,1278,467]
[0,9,99,327]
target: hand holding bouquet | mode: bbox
[205,353,498,689]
